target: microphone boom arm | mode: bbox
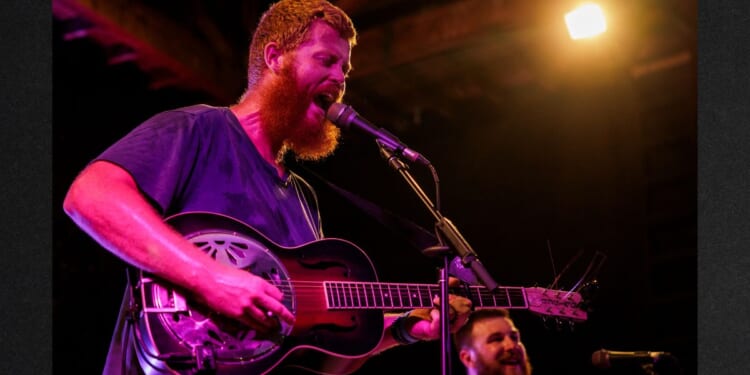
[377,141,499,291]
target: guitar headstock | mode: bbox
[524,287,588,322]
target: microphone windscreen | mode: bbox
[326,102,348,123]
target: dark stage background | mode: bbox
[53,1,696,374]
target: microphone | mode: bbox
[326,103,429,165]
[591,349,671,369]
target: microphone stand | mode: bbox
[377,142,499,375]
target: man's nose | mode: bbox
[330,66,346,85]
[501,336,517,350]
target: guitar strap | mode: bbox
[122,163,473,291]
[292,164,485,287]
[292,164,440,254]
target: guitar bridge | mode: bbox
[140,276,189,314]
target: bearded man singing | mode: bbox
[63,1,471,374]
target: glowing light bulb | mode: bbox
[565,3,607,40]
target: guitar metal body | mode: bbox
[132,212,384,375]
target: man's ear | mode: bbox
[264,42,284,73]
[459,348,476,369]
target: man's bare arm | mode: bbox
[63,160,294,329]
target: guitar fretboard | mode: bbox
[323,282,528,310]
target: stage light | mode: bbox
[565,3,607,40]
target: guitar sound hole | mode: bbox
[226,251,238,265]
[231,242,249,250]
[172,313,181,322]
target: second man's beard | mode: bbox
[257,63,341,162]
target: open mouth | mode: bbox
[498,351,523,365]
[313,91,337,112]
[499,359,521,366]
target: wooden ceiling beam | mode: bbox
[348,0,537,79]
[52,0,244,103]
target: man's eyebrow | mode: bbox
[486,332,505,342]
[314,50,351,71]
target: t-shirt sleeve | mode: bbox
[94,109,202,215]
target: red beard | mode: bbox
[257,62,340,162]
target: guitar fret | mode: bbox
[367,283,374,308]
[508,288,527,308]
[383,284,391,308]
[347,283,354,308]
[387,284,394,308]
[480,287,495,307]
[346,282,357,308]
[358,283,366,307]
[417,285,425,307]
[429,286,439,305]
[405,284,416,307]
[331,283,341,307]
[470,287,528,309]
[476,287,485,307]
[375,284,381,307]
[325,283,538,312]
[381,284,388,308]
[348,283,355,308]
[400,285,404,307]
[325,282,332,308]
[336,282,344,308]
[418,285,430,307]
[500,288,508,307]
[372,284,383,308]
[500,287,510,307]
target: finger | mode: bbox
[237,316,268,333]
[259,294,295,325]
[448,295,473,314]
[432,295,457,317]
[246,304,272,323]
[263,281,285,300]
[244,305,275,330]
[429,309,441,338]
[430,308,441,321]
[408,308,432,321]
[448,276,462,287]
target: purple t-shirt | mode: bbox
[96,104,322,246]
[97,104,322,374]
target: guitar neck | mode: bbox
[323,281,529,310]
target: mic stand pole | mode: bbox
[378,143,499,375]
